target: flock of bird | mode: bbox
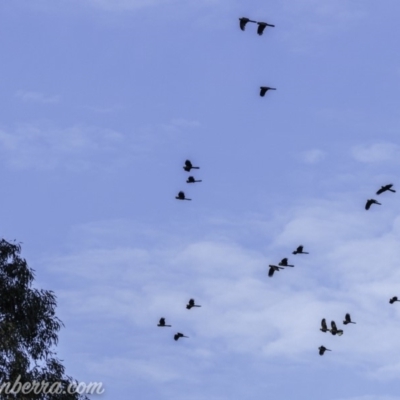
[317,183,399,355]
[175,160,201,202]
[365,183,396,210]
[239,17,277,97]
[159,17,400,356]
[157,298,201,341]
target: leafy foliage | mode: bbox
[0,239,89,400]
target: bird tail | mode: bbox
[196,180,203,182]
[390,189,396,192]
[185,198,192,201]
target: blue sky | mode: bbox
[1,1,400,399]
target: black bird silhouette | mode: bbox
[330,321,343,336]
[239,17,256,31]
[319,346,331,356]
[176,191,191,201]
[343,313,356,325]
[320,318,330,333]
[257,21,275,35]
[268,264,284,277]
[157,318,171,327]
[376,184,396,195]
[389,296,400,304]
[186,299,202,310]
[260,86,276,97]
[183,160,200,172]
[365,199,381,210]
[292,245,309,255]
[278,258,294,267]
[174,332,189,341]
[186,176,202,183]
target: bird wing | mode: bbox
[365,200,371,210]
[159,318,165,325]
[260,87,267,96]
[268,267,275,277]
[376,188,384,195]
[345,313,351,323]
[321,319,327,330]
[239,18,247,30]
[331,321,337,330]
[280,258,288,266]
[189,299,195,306]
[257,22,267,35]
[297,246,303,252]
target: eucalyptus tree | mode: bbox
[0,239,89,400]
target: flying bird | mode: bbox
[318,346,331,356]
[183,160,200,172]
[320,318,330,333]
[257,21,275,35]
[389,296,400,304]
[330,321,343,336]
[376,184,396,195]
[186,299,202,310]
[292,245,309,255]
[157,318,171,327]
[174,332,189,341]
[176,191,191,201]
[239,17,256,31]
[268,264,284,277]
[343,313,356,325]
[365,199,381,210]
[278,258,294,267]
[260,86,276,97]
[186,176,202,183]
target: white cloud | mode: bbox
[160,118,200,133]
[42,195,400,382]
[0,117,195,170]
[15,90,61,104]
[87,357,182,382]
[87,0,173,10]
[334,396,400,400]
[0,123,125,170]
[282,0,366,25]
[301,149,326,164]
[352,142,400,163]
